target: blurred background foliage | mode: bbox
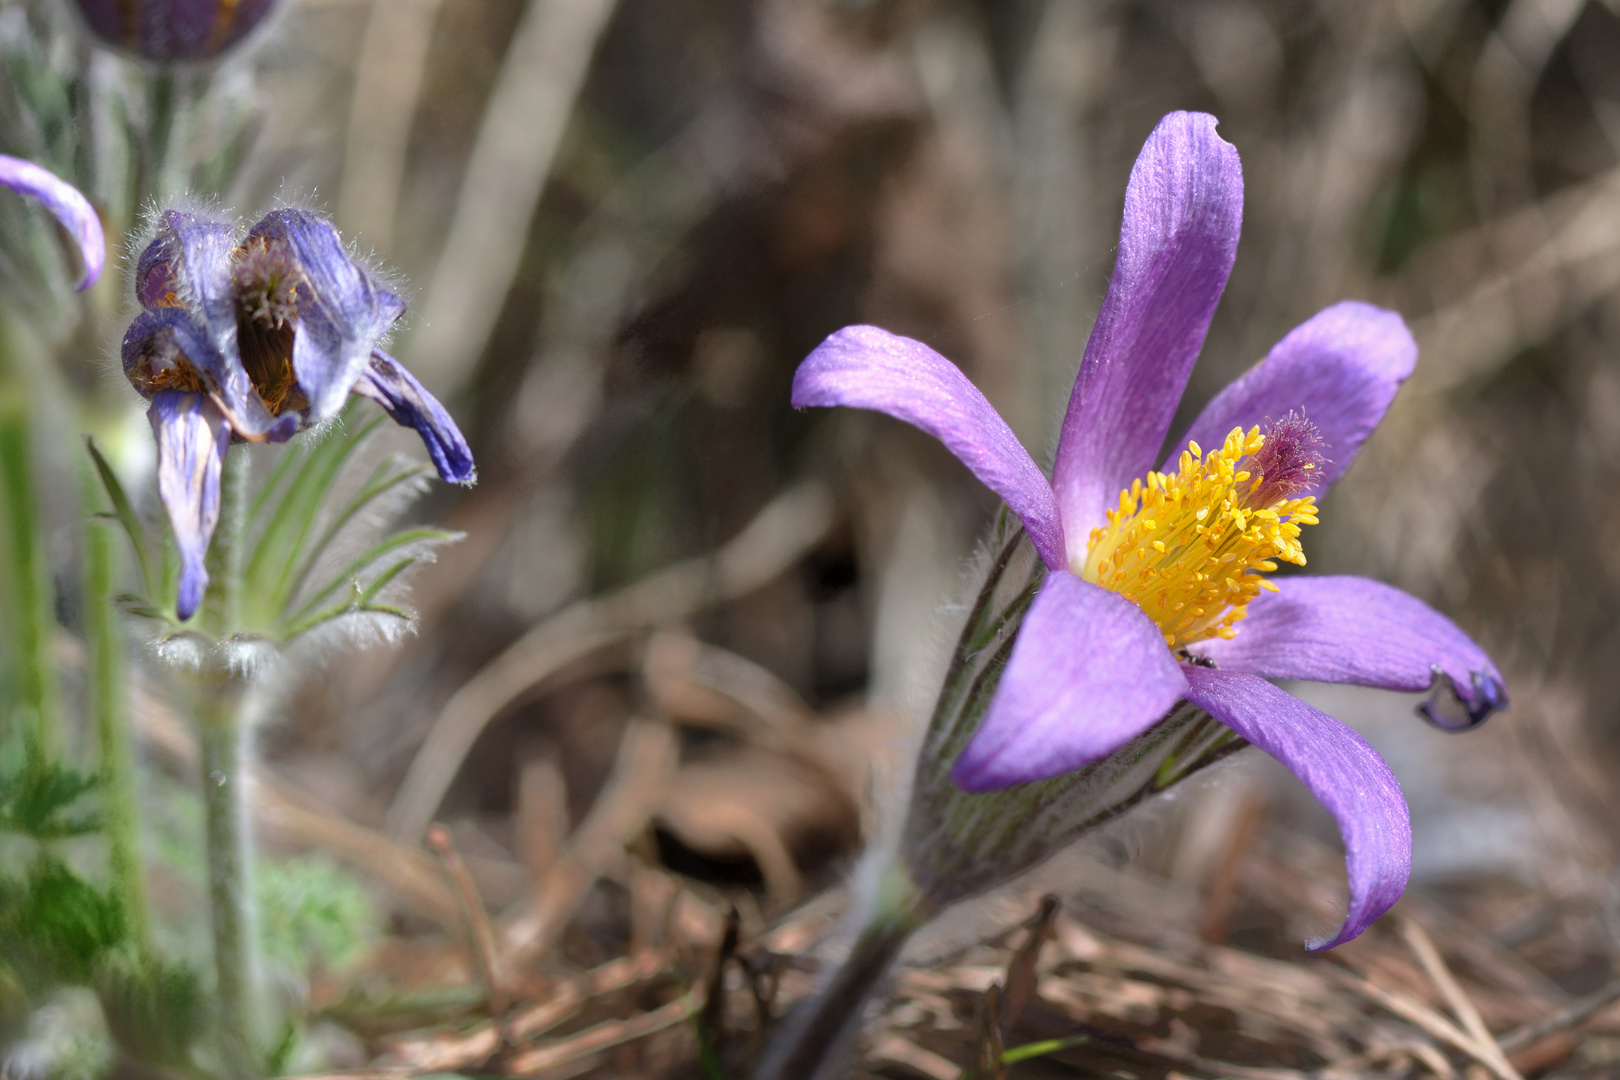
[11,0,1620,1075]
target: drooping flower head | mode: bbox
[72,0,281,62]
[123,207,474,621]
[792,112,1506,949]
[0,155,104,291]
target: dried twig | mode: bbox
[337,0,445,249]
[1498,977,1620,1053]
[500,989,702,1077]
[407,0,624,390]
[1398,916,1519,1080]
[387,481,835,842]
[427,824,508,1016]
[1327,964,1521,1080]
[499,716,681,965]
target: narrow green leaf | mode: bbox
[286,527,454,626]
[85,437,155,598]
[283,459,430,608]
[242,408,385,625]
[999,1034,1091,1065]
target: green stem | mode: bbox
[754,866,931,1080]
[86,512,151,958]
[197,681,258,1080]
[202,447,249,638]
[194,444,259,1078]
[0,392,60,763]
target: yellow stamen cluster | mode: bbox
[1077,425,1319,650]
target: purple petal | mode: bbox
[1189,576,1507,731]
[0,155,104,291]
[953,572,1187,790]
[1051,112,1242,556]
[1169,302,1416,493]
[793,325,1065,569]
[248,209,405,421]
[73,0,281,60]
[121,306,291,442]
[149,391,229,622]
[355,350,476,484]
[1181,666,1411,950]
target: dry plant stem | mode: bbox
[500,716,679,964]
[1499,978,1620,1053]
[388,481,833,841]
[338,0,446,249]
[410,0,623,390]
[1399,917,1517,1078]
[426,824,508,1015]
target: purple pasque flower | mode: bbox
[72,0,280,62]
[0,155,104,291]
[124,207,474,621]
[791,112,1506,950]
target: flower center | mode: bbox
[232,237,306,415]
[1076,414,1326,651]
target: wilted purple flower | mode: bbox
[0,155,104,290]
[124,207,474,621]
[72,0,279,62]
[792,112,1506,949]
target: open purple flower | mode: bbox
[124,207,474,621]
[0,155,104,291]
[792,112,1506,949]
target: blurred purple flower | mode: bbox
[791,112,1506,949]
[124,207,474,621]
[0,155,104,290]
[72,0,279,62]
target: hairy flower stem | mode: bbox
[754,865,933,1080]
[87,513,152,958]
[758,513,1249,1076]
[195,445,260,1079]
[197,680,257,1080]
[0,390,60,765]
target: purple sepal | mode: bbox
[953,573,1188,791]
[1051,112,1242,551]
[72,0,281,61]
[1181,666,1411,950]
[120,306,287,441]
[356,350,476,484]
[793,325,1065,569]
[0,155,104,290]
[1189,576,1507,729]
[247,209,405,422]
[149,390,229,621]
[1169,302,1417,493]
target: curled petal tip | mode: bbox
[0,155,105,291]
[1419,667,1507,731]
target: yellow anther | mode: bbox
[1075,425,1319,650]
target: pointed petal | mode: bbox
[1182,667,1411,949]
[1169,302,1416,493]
[149,391,229,622]
[121,307,288,441]
[1052,112,1242,555]
[249,209,404,420]
[355,350,477,483]
[0,155,105,290]
[953,572,1187,790]
[793,325,1065,568]
[1190,576,1507,731]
